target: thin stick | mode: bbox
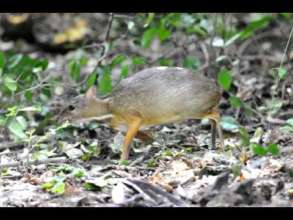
[274,25,293,97]
[279,26,293,69]
[0,142,25,150]
[0,157,68,168]
[104,13,114,42]
[92,13,115,85]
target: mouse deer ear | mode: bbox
[85,86,97,99]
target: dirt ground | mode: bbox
[0,13,292,207]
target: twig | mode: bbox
[279,26,293,70]
[14,73,52,96]
[0,157,68,168]
[196,42,210,73]
[0,141,25,150]
[104,13,114,42]
[241,55,283,63]
[0,174,24,180]
[266,116,287,125]
[275,25,293,98]
[237,31,281,57]
[92,13,115,85]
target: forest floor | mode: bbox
[0,13,292,207]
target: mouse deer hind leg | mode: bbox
[206,109,224,150]
[210,119,217,149]
[121,117,143,160]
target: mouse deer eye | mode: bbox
[68,105,75,111]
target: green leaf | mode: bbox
[24,91,33,102]
[72,168,86,178]
[157,26,171,41]
[4,76,17,92]
[229,96,242,108]
[68,60,81,81]
[220,116,240,132]
[159,58,174,66]
[86,72,97,89]
[147,159,157,168]
[187,26,207,37]
[132,56,145,66]
[217,69,232,91]
[267,143,279,155]
[8,118,27,139]
[120,65,129,79]
[8,54,23,69]
[0,51,5,70]
[278,67,287,80]
[0,115,6,127]
[41,181,54,190]
[183,56,200,70]
[79,56,88,66]
[239,127,250,146]
[251,143,267,156]
[6,106,18,117]
[224,33,241,47]
[141,28,157,48]
[240,16,272,40]
[33,58,48,72]
[144,13,155,28]
[83,182,101,191]
[280,13,291,18]
[111,54,126,67]
[98,67,112,95]
[51,181,65,195]
[15,116,28,130]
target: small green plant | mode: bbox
[68,50,88,82]
[251,143,279,156]
[0,105,42,141]
[81,141,101,161]
[41,165,87,195]
[217,68,232,91]
[41,176,66,195]
[237,126,280,157]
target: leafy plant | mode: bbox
[237,126,280,157]
[239,15,273,40]
[217,68,232,91]
[251,143,279,156]
[41,176,66,195]
[68,50,88,82]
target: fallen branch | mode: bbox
[0,142,25,150]
[0,157,68,168]
[266,116,287,125]
[122,178,187,207]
